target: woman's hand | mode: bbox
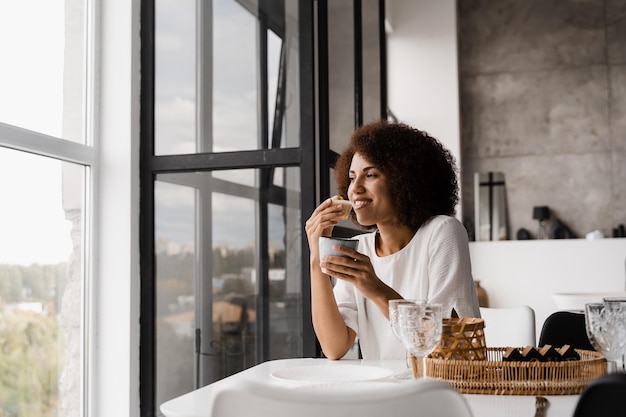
[320,245,386,300]
[305,198,346,258]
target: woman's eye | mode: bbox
[348,177,355,182]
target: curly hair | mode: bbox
[334,119,459,231]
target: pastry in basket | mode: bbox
[521,346,544,361]
[502,344,581,362]
[539,345,561,361]
[331,195,353,220]
[557,344,581,361]
[502,347,525,362]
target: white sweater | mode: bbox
[333,215,481,360]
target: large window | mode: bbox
[142,1,317,414]
[0,1,93,416]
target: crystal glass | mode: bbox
[585,302,626,373]
[603,297,626,371]
[389,299,424,379]
[397,302,443,379]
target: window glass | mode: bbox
[0,1,86,143]
[267,30,282,147]
[0,147,85,416]
[154,167,302,407]
[154,0,196,155]
[212,1,258,152]
[154,0,300,155]
[154,180,196,403]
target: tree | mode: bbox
[0,310,60,417]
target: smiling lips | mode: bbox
[352,199,370,209]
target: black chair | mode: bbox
[573,372,626,417]
[538,310,594,351]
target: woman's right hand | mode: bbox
[305,198,345,257]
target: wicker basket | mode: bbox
[430,317,487,361]
[414,347,607,395]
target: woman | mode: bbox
[305,120,480,360]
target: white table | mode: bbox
[160,358,580,417]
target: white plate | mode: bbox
[271,364,393,382]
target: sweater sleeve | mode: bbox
[426,217,481,318]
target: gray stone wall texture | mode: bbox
[458,0,626,240]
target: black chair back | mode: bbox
[538,310,594,351]
[573,373,626,417]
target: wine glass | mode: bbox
[389,299,424,379]
[585,302,626,373]
[603,297,626,371]
[397,302,443,379]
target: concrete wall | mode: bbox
[459,0,626,240]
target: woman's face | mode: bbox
[347,152,398,227]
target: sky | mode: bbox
[0,0,73,265]
[0,1,64,137]
[0,149,74,265]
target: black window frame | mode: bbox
[139,1,316,415]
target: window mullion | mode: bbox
[0,122,95,166]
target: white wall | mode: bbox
[386,0,460,162]
[470,239,626,340]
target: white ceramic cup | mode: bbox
[318,236,359,274]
